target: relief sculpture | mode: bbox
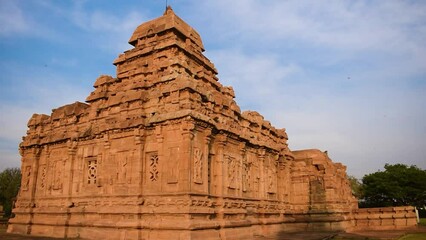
[52,160,63,190]
[227,155,237,189]
[267,157,277,194]
[242,160,250,192]
[193,148,203,184]
[22,166,31,191]
[117,155,127,184]
[167,147,179,184]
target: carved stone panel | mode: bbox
[266,156,277,194]
[116,151,131,184]
[227,155,238,189]
[52,160,64,190]
[193,147,203,184]
[22,166,31,191]
[242,159,250,192]
[167,147,179,184]
[247,152,260,198]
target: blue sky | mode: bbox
[1,0,425,178]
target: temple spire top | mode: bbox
[128,6,205,51]
[164,5,173,16]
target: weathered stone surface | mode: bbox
[8,6,417,240]
[350,206,418,231]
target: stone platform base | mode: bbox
[7,220,349,240]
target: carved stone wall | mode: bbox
[7,6,417,240]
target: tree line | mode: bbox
[0,167,21,217]
[349,163,426,210]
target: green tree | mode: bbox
[361,164,426,208]
[347,175,364,199]
[0,167,21,217]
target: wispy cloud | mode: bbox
[210,49,302,109]
[196,1,426,77]
[0,0,30,36]
[69,2,146,52]
[0,61,92,170]
[200,1,426,49]
[0,0,61,40]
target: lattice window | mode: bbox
[87,159,97,184]
[40,165,46,189]
[149,154,159,181]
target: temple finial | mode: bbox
[164,5,173,15]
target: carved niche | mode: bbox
[22,166,31,191]
[193,147,203,184]
[227,155,238,189]
[242,158,251,192]
[167,147,179,184]
[266,155,278,194]
[52,160,65,190]
[116,151,132,184]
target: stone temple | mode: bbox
[8,7,417,240]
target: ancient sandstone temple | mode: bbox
[8,7,417,240]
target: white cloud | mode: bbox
[69,3,146,52]
[0,67,92,171]
[71,7,141,32]
[0,0,62,40]
[0,1,146,52]
[196,1,426,75]
[0,0,29,36]
[209,49,302,110]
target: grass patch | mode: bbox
[331,237,378,240]
[398,233,426,240]
[420,218,426,226]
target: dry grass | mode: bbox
[398,233,426,240]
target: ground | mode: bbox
[1,224,426,240]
